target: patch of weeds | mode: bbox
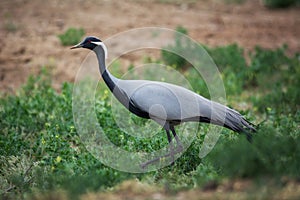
[4,20,18,33]
[224,0,246,4]
[262,0,296,8]
[192,163,219,187]
[3,12,18,33]
[206,112,300,178]
[249,45,300,114]
[161,25,191,70]
[58,27,85,46]
[0,155,47,200]
[0,69,133,199]
[204,44,249,95]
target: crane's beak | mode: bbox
[70,43,83,49]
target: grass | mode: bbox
[0,41,299,199]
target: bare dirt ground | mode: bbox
[80,179,300,200]
[0,0,299,93]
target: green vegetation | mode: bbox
[58,28,85,46]
[161,26,190,69]
[1,38,299,199]
[4,20,18,33]
[3,12,18,33]
[262,0,297,8]
[224,0,246,4]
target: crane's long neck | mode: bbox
[93,45,130,108]
[93,45,118,92]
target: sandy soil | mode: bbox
[0,0,299,92]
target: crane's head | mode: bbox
[71,36,103,50]
[71,36,108,59]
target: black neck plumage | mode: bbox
[93,45,131,109]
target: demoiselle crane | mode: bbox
[71,36,256,168]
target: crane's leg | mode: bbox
[170,125,183,153]
[166,129,175,164]
[140,126,183,169]
[140,128,174,169]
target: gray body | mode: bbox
[116,79,254,135]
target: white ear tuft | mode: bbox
[91,41,108,59]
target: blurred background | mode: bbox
[0,0,299,92]
[0,0,300,199]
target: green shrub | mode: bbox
[4,20,18,32]
[204,44,249,95]
[206,113,300,178]
[192,163,219,187]
[0,69,133,199]
[262,0,296,8]
[249,46,300,114]
[161,26,191,69]
[184,67,210,98]
[205,44,247,72]
[58,27,85,46]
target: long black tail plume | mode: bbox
[198,105,257,142]
[222,108,257,142]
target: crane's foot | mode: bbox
[140,145,183,169]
